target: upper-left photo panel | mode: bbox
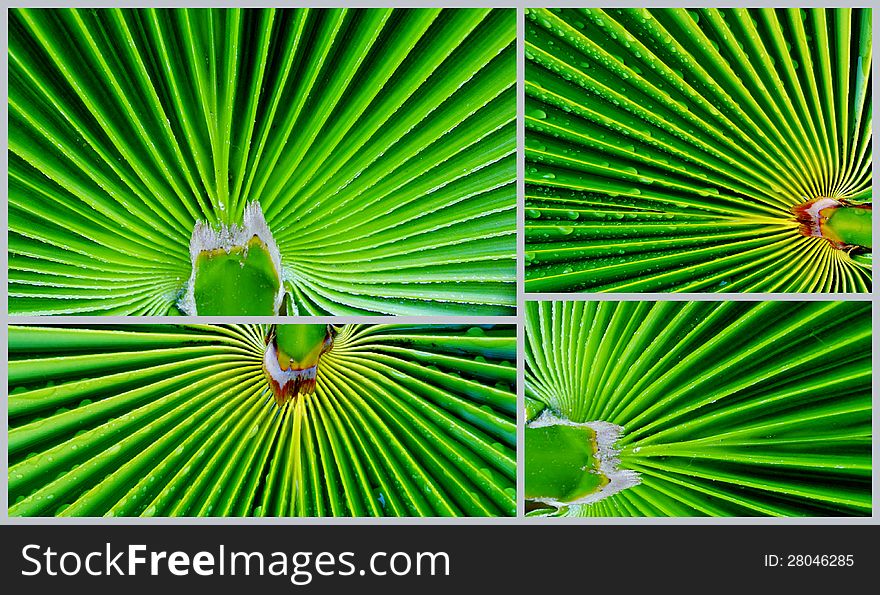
[8,7,516,316]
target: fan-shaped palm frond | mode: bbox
[9,324,516,516]
[525,8,871,293]
[9,7,516,315]
[525,300,871,516]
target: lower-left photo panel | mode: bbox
[8,324,517,517]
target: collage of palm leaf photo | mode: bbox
[4,6,874,519]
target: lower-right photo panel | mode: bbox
[524,300,872,517]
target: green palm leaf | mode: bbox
[9,7,516,315]
[525,8,871,293]
[9,324,516,516]
[525,300,871,516]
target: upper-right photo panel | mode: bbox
[525,8,872,293]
